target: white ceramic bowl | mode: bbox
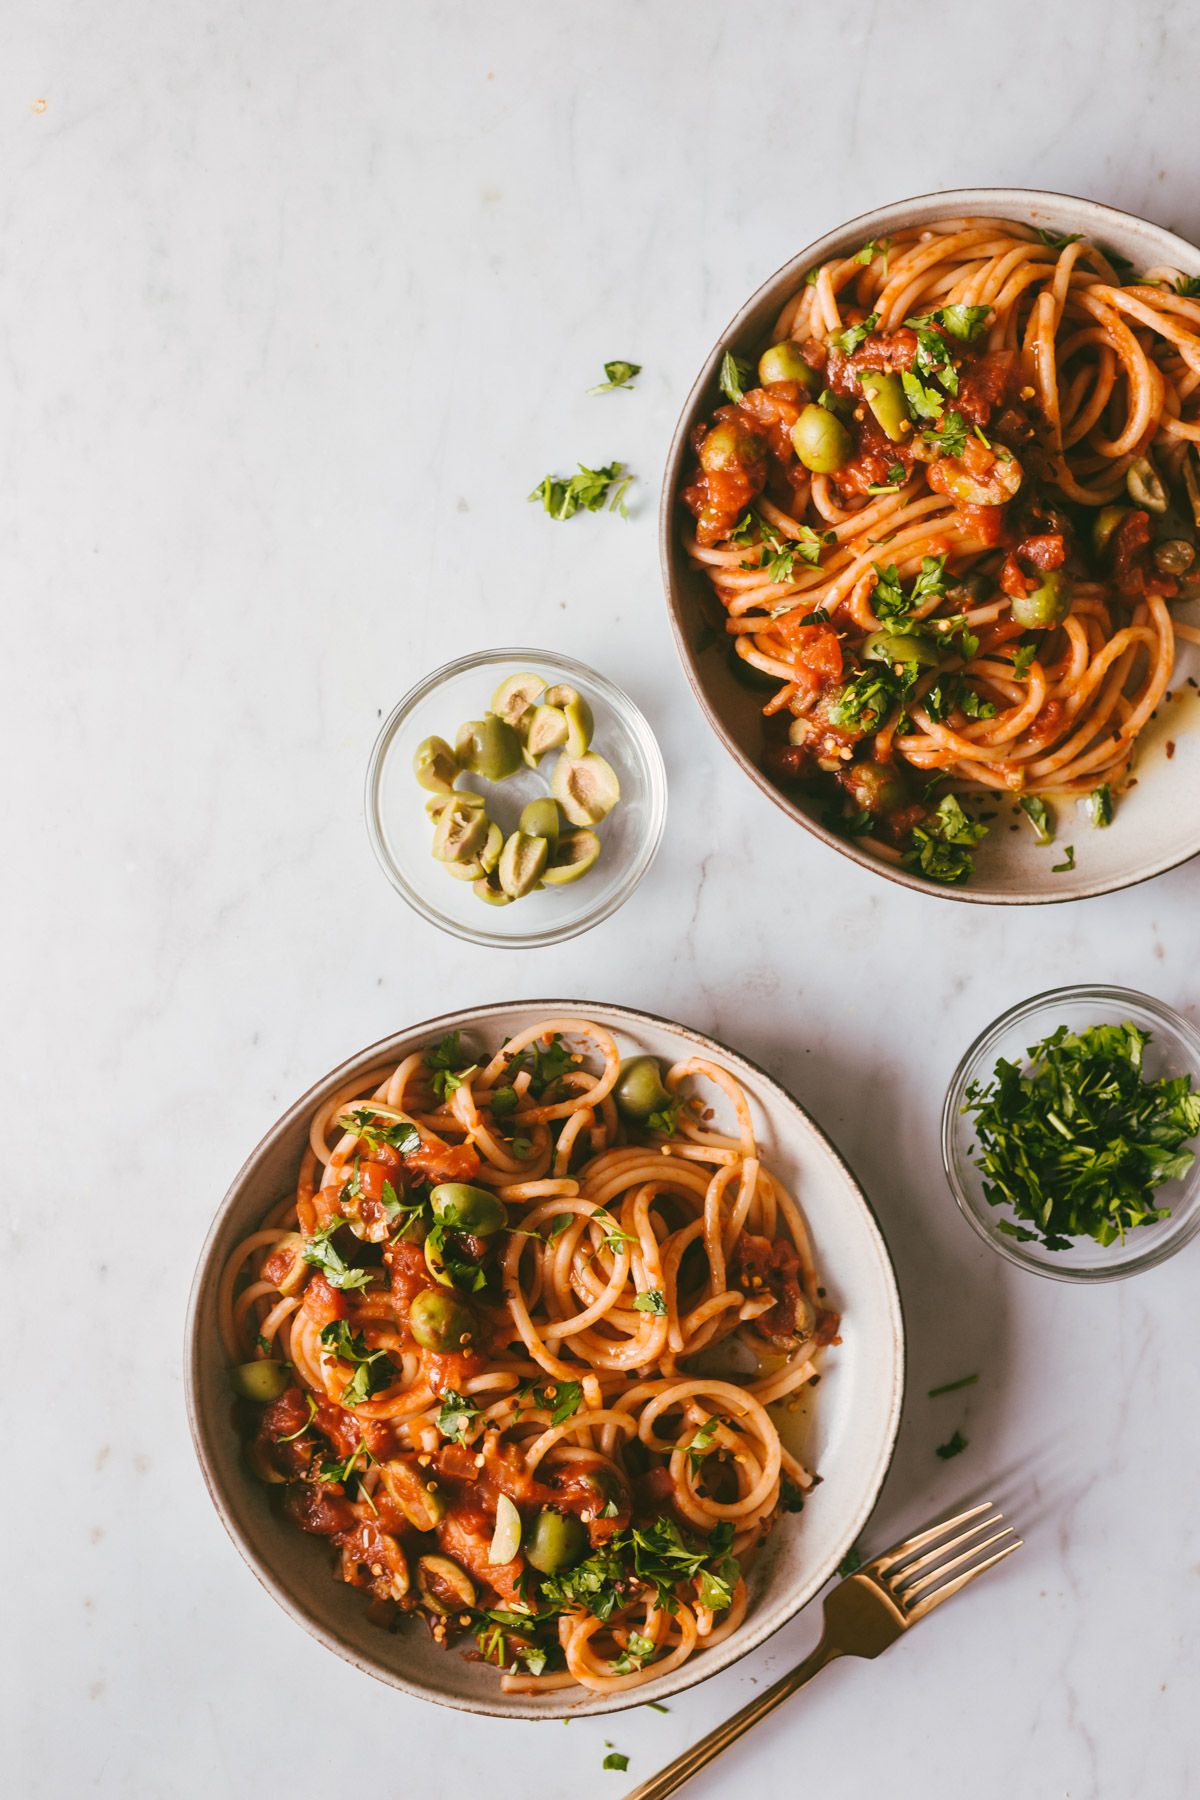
[659,187,1200,905]
[185,1002,904,1717]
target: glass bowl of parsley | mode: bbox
[943,986,1200,1281]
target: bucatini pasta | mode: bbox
[221,1019,837,1696]
[679,217,1200,884]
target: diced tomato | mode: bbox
[1111,508,1176,601]
[956,350,1020,425]
[283,1481,356,1536]
[778,621,844,696]
[302,1270,346,1327]
[404,1133,481,1185]
[438,1505,525,1605]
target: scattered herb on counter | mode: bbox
[928,1373,979,1398]
[963,1021,1200,1249]
[837,1543,863,1577]
[936,1429,968,1461]
[1019,795,1054,845]
[645,1702,669,1714]
[587,360,641,394]
[529,461,632,520]
[603,1751,629,1772]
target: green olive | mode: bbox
[519,797,560,850]
[1155,538,1196,576]
[430,1182,508,1235]
[551,752,620,826]
[432,799,490,865]
[412,735,459,793]
[456,714,523,781]
[409,1287,479,1351]
[699,419,767,475]
[863,630,940,667]
[614,1055,672,1121]
[1126,455,1168,514]
[1093,504,1130,560]
[426,790,484,819]
[544,686,595,757]
[946,572,994,605]
[838,760,912,816]
[477,819,504,875]
[441,855,487,881]
[231,1360,290,1402]
[521,704,569,765]
[524,1507,588,1574]
[858,370,913,443]
[498,829,550,898]
[540,827,601,885]
[1011,568,1074,630]
[473,875,514,906]
[491,671,547,725]
[571,1467,622,1513]
[381,1459,445,1531]
[417,1554,476,1613]
[791,403,853,474]
[758,340,819,393]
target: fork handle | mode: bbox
[621,1638,843,1800]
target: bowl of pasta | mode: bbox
[186,1005,904,1716]
[661,189,1200,903]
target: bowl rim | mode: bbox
[940,981,1200,1282]
[184,999,906,1717]
[364,646,668,949]
[658,185,1200,907]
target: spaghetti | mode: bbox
[221,1019,837,1696]
[679,217,1200,883]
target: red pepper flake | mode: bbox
[1167,741,1176,759]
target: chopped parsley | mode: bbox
[301,1221,372,1292]
[276,1392,317,1441]
[836,1543,862,1577]
[646,1095,684,1135]
[964,1022,1200,1249]
[1036,228,1083,249]
[928,1373,978,1397]
[602,1753,629,1773]
[587,360,641,394]
[1052,845,1076,872]
[923,408,968,459]
[338,1109,421,1156]
[835,310,880,354]
[685,1416,725,1471]
[1175,275,1200,298]
[936,1430,968,1461]
[1019,795,1054,845]
[424,1221,489,1293]
[319,1321,397,1404]
[903,316,960,393]
[612,1631,658,1675]
[318,1442,375,1485]
[1011,642,1038,679]
[437,1391,481,1443]
[903,793,988,886]
[499,1032,577,1101]
[901,369,946,423]
[521,1379,584,1427]
[528,462,632,520]
[828,664,915,733]
[932,303,991,342]
[923,673,996,724]
[632,1290,668,1316]
[718,350,754,404]
[1083,784,1113,828]
[853,237,892,271]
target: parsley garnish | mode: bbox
[964,1022,1200,1249]
[930,303,990,342]
[338,1109,421,1156]
[828,665,915,733]
[928,1373,979,1397]
[528,463,632,521]
[500,1033,576,1101]
[301,1222,372,1292]
[1052,845,1076,872]
[646,1096,684,1135]
[685,1416,725,1472]
[632,1290,668,1316]
[1037,228,1082,249]
[319,1320,396,1404]
[923,673,996,724]
[1011,642,1037,679]
[1083,784,1113,828]
[804,266,821,287]
[835,311,880,354]
[587,360,641,394]
[1019,795,1054,845]
[936,1430,968,1461]
[612,1632,657,1676]
[924,408,968,458]
[319,1442,375,1485]
[903,794,988,886]
[903,316,959,393]
[425,1221,489,1293]
[1175,275,1200,298]
[437,1391,481,1443]
[522,1379,584,1427]
[602,1753,629,1773]
[901,370,946,423]
[836,1543,862,1577]
[853,237,892,271]
[718,351,754,404]
[276,1393,317,1441]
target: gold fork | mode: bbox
[623,1502,1021,1800]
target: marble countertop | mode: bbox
[8,4,1200,1795]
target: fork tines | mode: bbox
[877,1501,1022,1620]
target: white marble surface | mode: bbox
[6,3,1200,1795]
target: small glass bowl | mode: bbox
[365,648,667,948]
[942,985,1200,1283]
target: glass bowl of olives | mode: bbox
[366,648,667,947]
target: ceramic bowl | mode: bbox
[659,187,1200,905]
[185,1002,904,1717]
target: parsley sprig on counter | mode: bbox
[964,1023,1200,1249]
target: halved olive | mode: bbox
[473,875,515,906]
[551,752,620,826]
[245,1439,287,1484]
[432,799,490,864]
[441,855,487,881]
[758,340,819,393]
[522,704,570,764]
[858,370,912,442]
[540,828,601,885]
[1093,504,1130,560]
[863,630,940,667]
[491,671,547,725]
[478,819,504,874]
[545,686,595,757]
[498,829,549,898]
[699,419,767,476]
[413,735,459,793]
[381,1459,446,1531]
[426,790,485,819]
[231,1360,290,1403]
[519,797,560,850]
[489,1493,523,1565]
[946,572,994,605]
[525,1508,588,1574]
[1127,455,1168,513]
[417,1554,476,1613]
[456,714,523,781]
[1155,538,1196,576]
[409,1287,479,1349]
[430,1182,508,1235]
[614,1054,672,1121]
[791,403,852,473]
[1011,568,1074,630]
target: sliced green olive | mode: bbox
[699,419,767,475]
[490,671,547,725]
[839,760,912,816]
[614,1055,672,1121]
[498,829,549,898]
[931,450,1023,506]
[231,1360,290,1403]
[1011,568,1074,630]
[381,1459,446,1531]
[1126,455,1168,513]
[519,797,560,850]
[456,714,523,781]
[1093,504,1130,560]
[432,800,490,865]
[417,1554,476,1613]
[412,735,459,793]
[478,819,504,874]
[441,855,487,881]
[1155,538,1196,576]
[544,686,595,757]
[473,874,515,906]
[409,1286,479,1349]
[489,1493,523,1565]
[524,1507,588,1574]
[522,704,570,766]
[540,828,601,885]
[245,1439,287,1484]
[863,630,940,667]
[430,1182,508,1235]
[791,403,852,474]
[426,790,484,820]
[551,752,620,826]
[858,370,912,443]
[758,340,819,393]
[946,572,994,605]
